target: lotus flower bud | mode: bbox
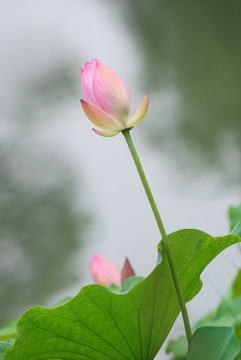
[90,255,121,287]
[90,255,135,288]
[80,59,149,136]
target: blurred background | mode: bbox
[0,0,241,358]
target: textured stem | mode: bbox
[122,129,192,344]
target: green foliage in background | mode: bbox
[166,268,241,360]
[229,205,241,232]
[0,148,90,325]
[187,327,240,360]
[0,340,14,360]
[166,204,241,360]
[0,321,17,342]
[123,0,241,185]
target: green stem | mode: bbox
[122,129,192,344]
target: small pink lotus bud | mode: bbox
[90,255,136,288]
[80,59,149,137]
[90,255,121,287]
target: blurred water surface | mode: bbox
[0,1,241,358]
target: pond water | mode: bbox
[0,1,241,358]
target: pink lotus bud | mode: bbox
[90,255,136,288]
[90,255,121,287]
[80,59,149,137]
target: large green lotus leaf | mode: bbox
[187,327,240,360]
[4,229,241,360]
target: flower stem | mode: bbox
[122,129,192,344]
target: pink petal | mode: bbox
[93,62,131,125]
[80,60,99,107]
[81,100,124,131]
[92,128,120,137]
[90,255,121,287]
[128,92,149,127]
[120,258,135,284]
